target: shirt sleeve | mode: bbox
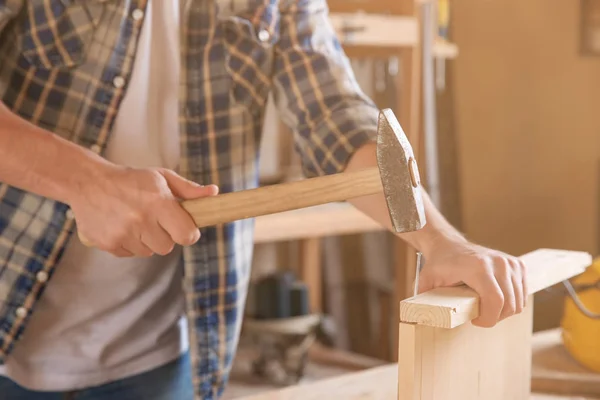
[0,1,23,37]
[272,0,379,178]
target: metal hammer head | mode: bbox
[376,109,426,233]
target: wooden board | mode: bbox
[532,328,600,397]
[400,249,591,328]
[394,249,591,400]
[398,300,533,400]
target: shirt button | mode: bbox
[65,209,75,220]
[15,307,27,319]
[257,29,271,43]
[36,271,49,283]
[90,144,102,154]
[113,76,126,89]
[132,8,144,21]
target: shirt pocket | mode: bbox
[220,0,280,114]
[17,0,110,69]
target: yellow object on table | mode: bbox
[561,257,600,372]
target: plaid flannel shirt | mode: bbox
[0,0,379,398]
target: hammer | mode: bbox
[181,109,426,233]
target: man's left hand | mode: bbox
[417,240,528,328]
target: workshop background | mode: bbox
[223,0,600,397]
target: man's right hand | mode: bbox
[68,164,219,258]
[0,102,218,258]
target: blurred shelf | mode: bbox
[328,0,405,15]
[433,40,459,59]
[330,13,418,49]
[253,202,385,244]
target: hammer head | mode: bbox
[376,109,426,233]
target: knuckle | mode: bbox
[504,302,516,317]
[127,211,146,226]
[475,263,493,278]
[490,291,505,311]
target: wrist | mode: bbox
[62,148,116,206]
[399,222,468,257]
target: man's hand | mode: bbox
[343,141,527,328]
[68,165,218,258]
[417,239,528,328]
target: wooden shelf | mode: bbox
[329,13,419,49]
[253,202,385,244]
[433,41,459,59]
[327,0,405,15]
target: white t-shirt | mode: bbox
[0,0,188,390]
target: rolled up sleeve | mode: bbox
[272,0,379,178]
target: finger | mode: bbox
[141,224,176,256]
[519,259,529,309]
[111,246,134,258]
[417,264,462,294]
[159,204,201,246]
[121,238,154,258]
[510,260,524,315]
[160,169,219,200]
[495,258,517,321]
[463,264,504,328]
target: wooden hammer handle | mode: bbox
[181,167,382,228]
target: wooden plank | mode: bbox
[400,249,591,328]
[531,328,600,397]
[397,323,420,399]
[253,203,384,244]
[398,297,533,400]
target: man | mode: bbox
[0,1,526,399]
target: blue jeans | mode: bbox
[0,352,194,400]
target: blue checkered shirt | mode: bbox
[0,0,379,398]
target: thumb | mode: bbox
[160,170,219,200]
[416,263,461,294]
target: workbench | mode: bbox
[228,331,600,400]
[226,249,600,400]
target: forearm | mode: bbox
[0,102,109,204]
[346,142,467,254]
